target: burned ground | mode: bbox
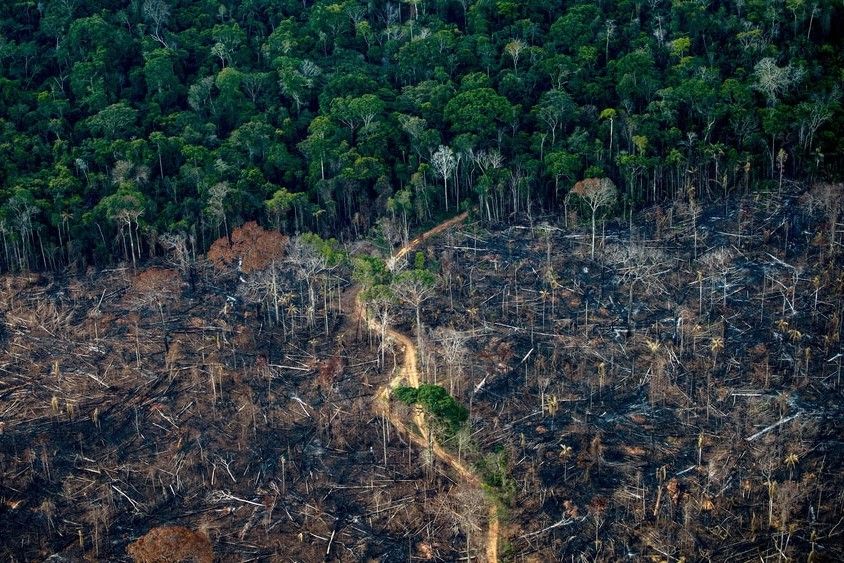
[1,184,842,561]
[394,184,843,560]
[0,255,477,561]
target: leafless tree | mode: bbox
[394,269,437,359]
[504,39,525,72]
[606,243,668,325]
[106,196,144,271]
[365,287,394,369]
[753,57,804,106]
[604,19,616,62]
[378,215,403,255]
[450,487,486,559]
[697,246,737,310]
[797,88,839,152]
[436,326,468,392]
[142,0,171,48]
[810,182,842,255]
[158,232,193,277]
[571,177,618,258]
[432,145,456,211]
[287,236,329,328]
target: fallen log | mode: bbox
[745,412,800,442]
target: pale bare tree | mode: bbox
[432,145,456,211]
[450,487,486,559]
[571,177,618,258]
[363,285,394,368]
[436,326,468,392]
[504,39,525,72]
[393,267,436,358]
[158,232,193,277]
[753,57,804,106]
[286,236,328,327]
[606,243,668,325]
[604,19,616,62]
[797,87,838,152]
[697,246,737,310]
[111,160,150,187]
[810,182,843,255]
[236,263,287,327]
[142,0,171,47]
[105,194,145,270]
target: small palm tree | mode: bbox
[784,452,799,479]
[707,337,724,420]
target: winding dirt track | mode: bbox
[354,212,500,561]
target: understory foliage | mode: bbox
[0,0,842,270]
[395,383,469,435]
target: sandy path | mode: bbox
[354,213,499,561]
[387,212,469,268]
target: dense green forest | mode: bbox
[0,0,841,270]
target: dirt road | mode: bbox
[354,212,500,562]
